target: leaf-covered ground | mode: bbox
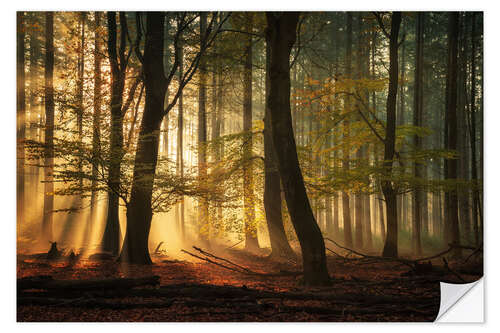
[17,246,481,322]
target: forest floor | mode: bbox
[16,243,482,322]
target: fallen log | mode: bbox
[18,281,436,305]
[18,275,160,291]
[18,296,174,309]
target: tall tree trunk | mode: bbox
[87,12,102,248]
[101,12,128,255]
[342,13,353,248]
[177,42,185,241]
[162,16,171,158]
[444,12,461,257]
[266,12,330,286]
[17,12,26,230]
[457,13,471,245]
[381,12,401,258]
[197,12,210,244]
[42,12,55,243]
[412,12,424,255]
[119,13,166,264]
[469,12,481,246]
[354,13,365,250]
[243,13,259,251]
[77,13,86,198]
[264,37,294,259]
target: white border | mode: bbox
[2,1,499,331]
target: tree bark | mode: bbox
[266,12,330,286]
[17,12,26,230]
[101,12,128,255]
[88,12,102,248]
[42,12,55,243]
[444,12,461,257]
[198,12,210,244]
[243,13,259,251]
[177,42,185,241]
[264,37,294,259]
[412,12,424,255]
[119,13,166,264]
[469,12,481,246]
[342,13,353,248]
[381,12,401,258]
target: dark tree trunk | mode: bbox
[342,13,353,248]
[412,12,424,255]
[119,13,166,264]
[77,13,86,197]
[354,13,364,250]
[198,12,210,244]
[266,12,330,286]
[243,13,259,251]
[264,38,294,259]
[17,12,26,229]
[457,13,471,245]
[87,12,103,248]
[162,16,171,158]
[444,12,461,257]
[102,12,128,255]
[177,43,185,241]
[42,12,55,243]
[469,13,481,246]
[381,12,401,258]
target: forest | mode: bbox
[17,11,483,322]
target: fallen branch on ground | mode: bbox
[181,247,302,277]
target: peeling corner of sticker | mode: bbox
[435,278,483,323]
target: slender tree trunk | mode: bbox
[444,12,461,257]
[263,37,294,259]
[457,13,471,245]
[469,13,481,246]
[162,16,171,158]
[197,12,209,244]
[243,13,259,251]
[119,13,166,264]
[342,13,353,248]
[87,12,102,248]
[17,12,26,229]
[177,43,185,241]
[412,12,424,255]
[381,12,401,258]
[42,12,55,243]
[266,12,330,286]
[101,12,127,255]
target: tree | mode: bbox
[444,12,460,256]
[42,11,55,243]
[263,35,294,259]
[101,12,132,255]
[88,12,102,246]
[377,11,401,258]
[119,12,226,264]
[342,12,353,248]
[17,12,26,230]
[266,12,330,286]
[198,12,209,244]
[469,12,481,246]
[412,12,424,255]
[243,13,259,251]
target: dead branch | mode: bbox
[182,248,302,277]
[192,246,254,274]
[442,258,466,283]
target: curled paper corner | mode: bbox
[435,278,483,323]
